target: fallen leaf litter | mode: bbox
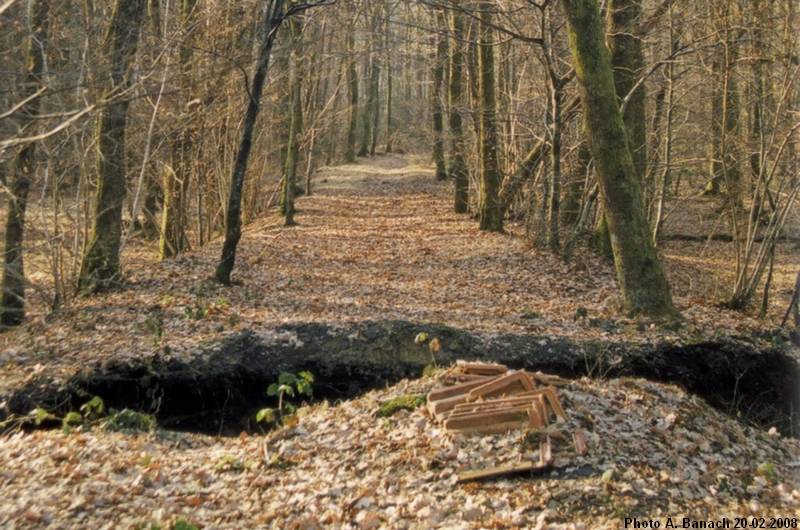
[1,368,798,529]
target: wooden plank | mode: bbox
[441,373,489,384]
[446,419,529,435]
[536,396,549,426]
[466,390,548,405]
[467,371,535,401]
[428,393,471,418]
[542,387,568,422]
[449,402,534,418]
[444,408,530,431]
[456,461,551,483]
[456,360,509,376]
[527,401,544,429]
[427,376,495,402]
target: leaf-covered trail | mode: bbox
[0,153,790,391]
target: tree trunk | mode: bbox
[652,10,676,246]
[561,140,590,225]
[432,9,448,181]
[370,56,381,157]
[448,8,469,213]
[160,0,198,260]
[547,85,562,251]
[477,1,503,232]
[344,30,359,162]
[705,43,724,196]
[358,11,380,159]
[358,54,377,157]
[215,0,285,284]
[561,0,676,318]
[282,14,304,227]
[385,7,394,154]
[79,0,147,292]
[0,0,49,327]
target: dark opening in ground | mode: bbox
[4,320,799,437]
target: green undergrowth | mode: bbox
[0,396,156,435]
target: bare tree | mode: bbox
[0,0,48,326]
[79,0,147,292]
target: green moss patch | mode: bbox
[376,394,425,418]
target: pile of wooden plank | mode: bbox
[429,361,591,482]
[427,361,568,435]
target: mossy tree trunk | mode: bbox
[448,8,469,213]
[593,0,644,260]
[477,1,503,232]
[561,0,677,318]
[281,14,304,227]
[160,0,198,260]
[344,30,359,162]
[79,0,147,292]
[431,8,448,181]
[0,0,49,327]
[215,0,286,284]
[607,0,646,181]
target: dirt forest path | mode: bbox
[0,153,780,391]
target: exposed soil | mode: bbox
[3,320,798,438]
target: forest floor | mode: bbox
[1,371,799,529]
[1,154,799,528]
[1,153,799,390]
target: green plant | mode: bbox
[29,407,56,426]
[62,411,83,431]
[80,396,106,419]
[255,371,314,426]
